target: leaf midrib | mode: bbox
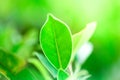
[51,20,62,68]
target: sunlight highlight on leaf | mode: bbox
[72,22,96,60]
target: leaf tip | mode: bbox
[47,13,55,20]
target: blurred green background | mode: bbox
[0,0,120,80]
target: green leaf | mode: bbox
[16,29,38,59]
[14,65,44,80]
[35,52,58,78]
[0,64,14,80]
[40,14,72,69]
[57,69,68,80]
[28,58,52,80]
[0,72,10,80]
[0,48,25,74]
[72,22,96,60]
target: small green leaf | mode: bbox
[0,48,25,74]
[35,52,58,78]
[40,14,72,69]
[0,64,14,80]
[0,72,10,80]
[28,58,52,80]
[14,65,44,80]
[72,22,96,60]
[16,29,38,59]
[57,69,68,80]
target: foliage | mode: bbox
[0,14,96,80]
[0,0,120,80]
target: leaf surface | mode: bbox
[40,14,72,69]
[28,58,52,80]
[57,69,68,80]
[35,52,58,78]
[14,65,44,80]
[0,72,10,80]
[0,48,25,74]
[72,22,96,60]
